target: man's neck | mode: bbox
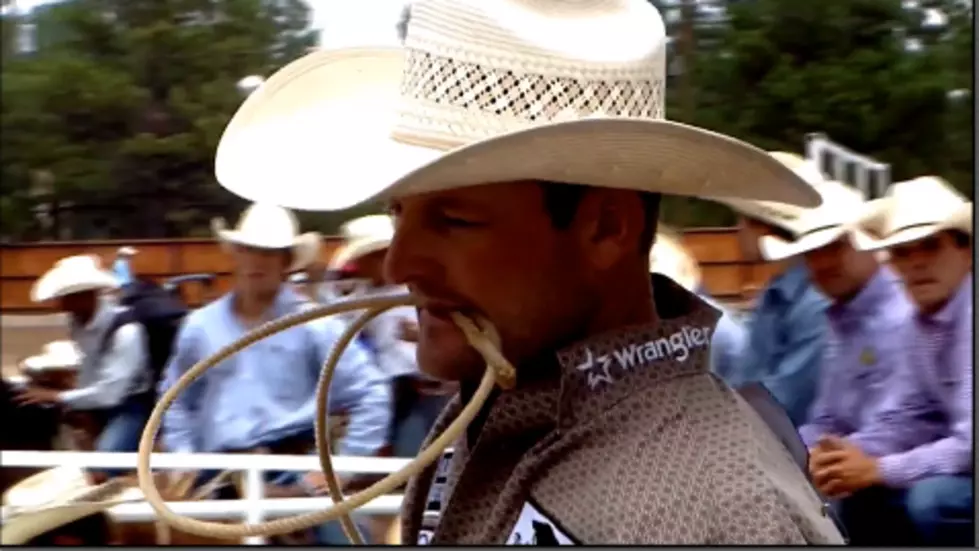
[836,263,880,307]
[584,273,658,337]
[233,289,278,323]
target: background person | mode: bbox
[809,177,974,546]
[713,152,830,426]
[158,203,392,544]
[16,255,151,474]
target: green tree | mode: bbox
[1,0,320,240]
[689,0,968,187]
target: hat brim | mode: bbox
[212,220,321,273]
[855,202,973,251]
[215,47,822,212]
[759,227,876,262]
[30,270,120,303]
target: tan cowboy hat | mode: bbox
[22,340,83,374]
[328,214,396,271]
[0,467,144,545]
[211,202,322,272]
[717,151,825,232]
[31,255,120,303]
[213,0,821,212]
[758,180,877,261]
[854,176,973,251]
[649,226,702,292]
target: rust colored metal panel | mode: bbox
[0,231,769,312]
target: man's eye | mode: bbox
[440,216,481,227]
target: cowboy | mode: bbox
[213,0,843,544]
[157,203,392,542]
[807,177,974,546]
[16,255,152,462]
[648,226,746,375]
[775,181,913,448]
[111,246,138,286]
[714,153,830,426]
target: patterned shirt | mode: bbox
[798,267,914,448]
[400,276,844,545]
[849,276,973,487]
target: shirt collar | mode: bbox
[222,284,308,320]
[75,295,115,333]
[463,275,721,446]
[765,261,812,303]
[925,274,971,326]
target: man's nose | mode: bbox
[384,226,423,286]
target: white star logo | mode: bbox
[575,348,614,390]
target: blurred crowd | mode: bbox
[5,154,973,546]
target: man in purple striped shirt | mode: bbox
[807,177,974,546]
[755,181,918,542]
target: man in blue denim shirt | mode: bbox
[159,203,392,544]
[714,152,830,426]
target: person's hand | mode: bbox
[300,471,346,496]
[809,435,881,498]
[15,386,61,406]
[398,319,420,343]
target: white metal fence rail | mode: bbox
[805,133,892,199]
[1,451,411,545]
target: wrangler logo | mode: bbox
[575,325,712,390]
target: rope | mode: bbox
[135,293,517,541]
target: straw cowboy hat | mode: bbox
[717,151,826,232]
[758,180,877,262]
[213,0,821,213]
[21,340,83,373]
[1,467,144,545]
[854,176,973,251]
[31,255,120,303]
[649,226,702,292]
[211,203,322,272]
[328,215,396,271]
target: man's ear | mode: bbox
[576,189,645,270]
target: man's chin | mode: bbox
[416,340,485,382]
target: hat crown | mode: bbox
[340,215,395,241]
[54,254,105,273]
[234,203,302,247]
[394,0,667,149]
[792,181,866,236]
[880,176,968,234]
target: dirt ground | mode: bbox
[1,314,71,379]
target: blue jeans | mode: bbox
[839,475,974,546]
[93,396,150,478]
[904,475,974,546]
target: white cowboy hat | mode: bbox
[213,0,821,213]
[31,255,120,303]
[328,215,396,271]
[22,340,83,373]
[649,226,702,292]
[716,151,826,232]
[854,176,973,251]
[0,467,144,545]
[116,246,138,256]
[758,180,877,262]
[211,203,322,272]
